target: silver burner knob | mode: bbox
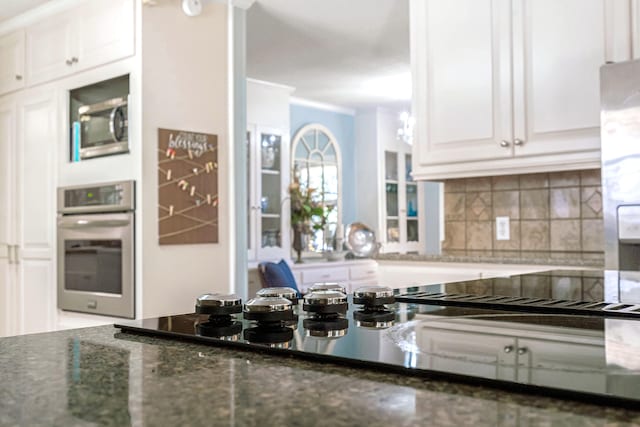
[303,290,348,315]
[308,282,347,294]
[353,285,395,306]
[244,296,296,322]
[256,287,299,304]
[195,293,242,315]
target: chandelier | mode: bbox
[397,111,415,145]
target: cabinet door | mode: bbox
[247,126,258,261]
[15,89,56,335]
[76,0,135,72]
[26,12,75,85]
[0,31,25,95]
[417,327,517,380]
[411,0,514,170]
[516,338,607,393]
[511,0,618,161]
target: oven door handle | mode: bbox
[58,219,131,229]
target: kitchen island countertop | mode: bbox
[1,325,639,427]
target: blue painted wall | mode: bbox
[290,104,356,225]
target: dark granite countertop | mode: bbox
[1,325,639,426]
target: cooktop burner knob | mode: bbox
[243,297,296,323]
[303,290,348,315]
[353,286,395,307]
[256,287,300,304]
[303,317,349,338]
[308,282,347,294]
[195,293,243,316]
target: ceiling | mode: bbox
[0,0,53,22]
[247,0,410,110]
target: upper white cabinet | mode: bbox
[247,79,294,262]
[26,0,134,86]
[411,0,633,180]
[0,31,25,96]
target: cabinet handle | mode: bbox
[72,57,79,64]
[66,59,73,66]
[500,140,511,148]
[13,245,19,265]
[15,75,22,81]
[517,347,528,355]
[503,345,514,353]
[514,139,524,146]
[6,245,12,265]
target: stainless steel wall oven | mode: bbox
[57,181,135,318]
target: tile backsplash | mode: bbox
[442,170,603,255]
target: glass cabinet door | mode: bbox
[259,131,282,250]
[385,151,399,243]
[405,154,419,243]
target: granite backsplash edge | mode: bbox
[375,252,605,268]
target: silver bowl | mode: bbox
[345,222,378,258]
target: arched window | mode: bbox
[291,124,342,253]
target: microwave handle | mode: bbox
[58,219,131,229]
[109,106,126,142]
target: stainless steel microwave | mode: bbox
[74,97,129,160]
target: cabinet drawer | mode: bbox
[349,264,378,281]
[302,267,348,284]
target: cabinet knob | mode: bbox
[514,139,524,146]
[66,59,73,65]
[15,74,22,81]
[500,140,511,148]
[503,345,514,353]
[517,347,528,355]
[72,57,79,63]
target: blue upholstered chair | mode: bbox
[257,259,300,293]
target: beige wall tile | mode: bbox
[582,219,604,252]
[550,220,581,251]
[551,276,582,300]
[444,193,466,220]
[583,277,604,300]
[580,169,601,186]
[492,175,519,191]
[443,221,466,250]
[549,171,580,188]
[444,179,466,193]
[493,191,520,218]
[493,277,521,296]
[466,221,493,250]
[521,189,549,219]
[466,192,492,220]
[581,187,603,219]
[493,220,520,250]
[465,177,492,192]
[550,188,580,219]
[520,173,549,189]
[521,220,550,250]
[521,275,551,298]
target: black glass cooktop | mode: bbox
[116,275,640,408]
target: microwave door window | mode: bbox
[64,240,122,294]
[81,112,113,147]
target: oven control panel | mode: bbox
[57,180,135,214]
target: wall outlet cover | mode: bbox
[496,216,510,240]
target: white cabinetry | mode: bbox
[291,259,378,294]
[355,108,426,254]
[410,0,633,180]
[0,88,56,337]
[416,316,606,392]
[26,0,134,86]
[247,79,294,262]
[0,31,25,96]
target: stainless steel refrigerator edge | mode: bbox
[601,59,640,270]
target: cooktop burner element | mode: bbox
[308,282,347,294]
[256,287,299,304]
[243,296,297,324]
[195,293,242,316]
[353,285,395,307]
[303,290,348,315]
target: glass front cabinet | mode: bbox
[382,151,424,254]
[247,125,290,261]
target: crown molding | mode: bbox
[290,97,356,116]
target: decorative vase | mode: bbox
[292,223,304,263]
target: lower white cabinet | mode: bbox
[416,316,606,392]
[0,88,56,337]
[292,259,378,294]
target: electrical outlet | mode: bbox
[496,216,510,240]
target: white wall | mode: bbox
[140,2,231,318]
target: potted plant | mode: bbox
[288,179,331,263]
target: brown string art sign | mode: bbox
[158,128,218,245]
